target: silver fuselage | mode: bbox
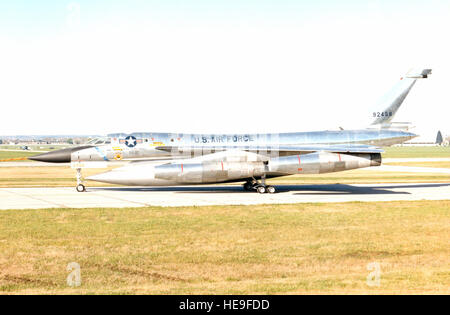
[75,129,415,186]
[74,129,415,162]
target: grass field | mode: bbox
[0,145,449,295]
[0,166,118,187]
[385,161,450,168]
[0,150,39,161]
[0,201,448,294]
[382,146,450,158]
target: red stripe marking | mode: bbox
[181,164,183,173]
[221,161,224,171]
[338,153,341,162]
[297,155,302,171]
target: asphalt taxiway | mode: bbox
[1,182,450,210]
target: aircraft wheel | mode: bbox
[76,184,86,193]
[266,186,276,194]
[256,186,267,194]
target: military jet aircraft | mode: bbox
[29,69,431,193]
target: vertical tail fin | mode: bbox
[370,69,431,127]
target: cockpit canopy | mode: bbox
[85,137,111,145]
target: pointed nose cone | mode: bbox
[29,150,72,163]
[28,146,93,163]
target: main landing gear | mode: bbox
[243,176,276,194]
[76,168,86,192]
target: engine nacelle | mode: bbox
[154,161,266,183]
[268,152,381,174]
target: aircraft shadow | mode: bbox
[90,182,450,195]
[281,183,450,195]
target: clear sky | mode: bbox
[1,0,449,140]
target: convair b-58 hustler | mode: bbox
[30,69,432,193]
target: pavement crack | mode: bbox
[2,188,67,208]
[87,190,152,207]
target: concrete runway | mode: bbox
[1,182,450,210]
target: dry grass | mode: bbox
[385,162,450,168]
[382,146,450,158]
[0,201,448,294]
[0,151,37,161]
[0,166,119,187]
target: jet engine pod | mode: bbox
[154,161,265,184]
[268,152,381,175]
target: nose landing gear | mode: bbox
[76,184,86,192]
[76,168,86,192]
